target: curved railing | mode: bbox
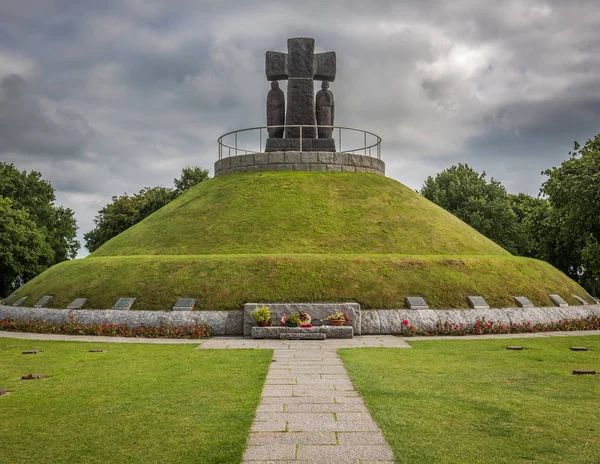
[217,125,382,160]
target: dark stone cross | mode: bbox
[266,37,336,139]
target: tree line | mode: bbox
[1,133,599,297]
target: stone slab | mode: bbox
[66,298,88,310]
[280,332,327,340]
[549,294,568,307]
[467,296,489,309]
[265,138,336,152]
[573,295,588,305]
[12,297,27,307]
[34,296,53,308]
[172,298,196,311]
[252,326,353,339]
[112,297,135,310]
[514,296,534,308]
[405,296,428,310]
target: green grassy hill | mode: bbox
[6,171,590,310]
[92,172,509,256]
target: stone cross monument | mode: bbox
[265,37,337,152]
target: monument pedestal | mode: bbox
[265,138,335,152]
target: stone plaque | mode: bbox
[404,296,429,310]
[514,296,534,308]
[572,370,596,375]
[34,295,53,308]
[586,294,599,304]
[22,374,45,380]
[506,346,524,351]
[173,298,196,311]
[572,295,588,305]
[89,349,106,353]
[467,296,489,310]
[570,347,589,351]
[13,297,27,307]
[1,295,16,305]
[112,297,136,310]
[67,298,88,309]
[22,350,41,355]
[549,294,568,307]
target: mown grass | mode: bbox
[8,254,588,310]
[0,339,271,464]
[92,172,509,257]
[340,336,600,464]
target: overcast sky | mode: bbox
[1,0,599,257]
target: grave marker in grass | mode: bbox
[173,298,196,311]
[549,294,568,307]
[572,370,596,375]
[22,374,45,380]
[22,350,41,355]
[404,296,428,310]
[570,347,589,352]
[34,295,53,308]
[112,297,135,310]
[67,298,88,309]
[514,296,533,308]
[467,296,489,310]
[572,295,588,305]
[1,295,16,305]
[13,297,27,307]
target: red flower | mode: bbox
[402,319,409,326]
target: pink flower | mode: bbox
[402,319,409,326]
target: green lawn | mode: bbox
[340,336,600,464]
[0,339,271,463]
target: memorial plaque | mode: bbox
[22,350,41,355]
[514,296,534,308]
[13,297,27,307]
[67,298,88,309]
[506,346,524,351]
[404,296,429,310]
[173,298,196,311]
[22,374,45,380]
[89,349,106,353]
[549,294,568,307]
[572,295,588,305]
[112,297,135,310]
[570,347,589,351]
[34,295,53,308]
[572,370,596,375]
[467,296,489,309]
[0,389,9,396]
[1,295,16,305]
[586,294,599,304]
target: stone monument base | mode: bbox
[265,137,336,152]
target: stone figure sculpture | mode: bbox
[267,81,285,138]
[316,81,334,138]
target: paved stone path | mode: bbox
[199,336,410,463]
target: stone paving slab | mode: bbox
[243,342,397,463]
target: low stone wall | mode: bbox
[361,306,600,334]
[214,152,385,177]
[1,304,599,337]
[0,306,243,336]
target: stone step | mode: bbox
[280,333,327,340]
[252,326,353,339]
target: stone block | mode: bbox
[573,295,588,305]
[514,296,534,308]
[300,152,318,164]
[230,155,242,167]
[467,296,489,309]
[310,164,326,172]
[268,152,285,164]
[284,152,302,164]
[239,154,255,166]
[66,298,88,310]
[549,294,568,307]
[360,310,380,334]
[251,326,353,339]
[318,152,334,164]
[358,155,372,167]
[404,296,428,310]
[312,138,336,152]
[280,333,326,340]
[325,164,341,172]
[254,153,269,165]
[333,153,348,165]
[341,165,356,172]
[34,296,53,308]
[286,78,316,138]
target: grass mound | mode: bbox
[92,172,509,256]
[9,254,586,310]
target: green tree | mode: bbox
[0,163,79,295]
[174,166,210,195]
[84,166,210,252]
[541,134,600,294]
[0,197,53,296]
[420,164,522,254]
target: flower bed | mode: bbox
[0,315,211,339]
[401,315,600,336]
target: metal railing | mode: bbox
[217,125,382,160]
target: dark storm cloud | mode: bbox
[0,0,599,255]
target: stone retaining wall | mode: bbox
[214,152,385,177]
[1,304,599,337]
